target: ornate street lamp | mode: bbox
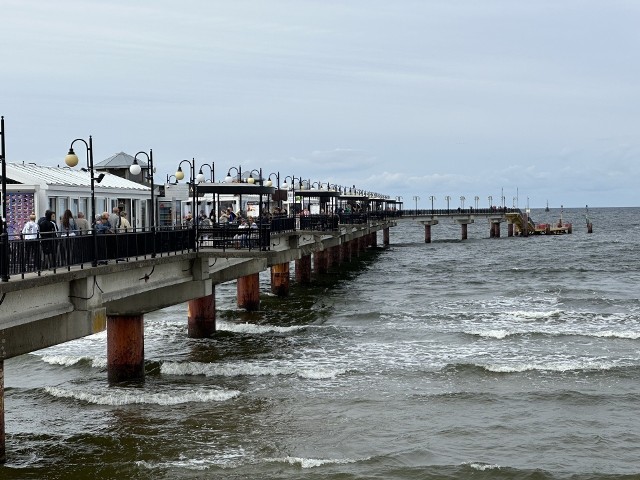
[474,196,479,210]
[460,196,465,209]
[429,195,435,212]
[166,174,177,184]
[175,158,198,249]
[65,135,104,267]
[197,162,214,183]
[130,149,155,257]
[445,195,451,212]
[488,195,493,209]
[412,195,420,213]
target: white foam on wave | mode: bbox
[44,385,239,405]
[464,329,511,339]
[465,462,501,471]
[161,361,346,380]
[39,355,107,369]
[268,455,361,468]
[506,309,563,320]
[592,330,640,340]
[216,320,309,334]
[136,450,245,471]
[481,359,618,373]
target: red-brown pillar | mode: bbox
[342,242,351,262]
[370,232,377,248]
[461,223,468,240]
[490,223,495,238]
[425,224,432,243]
[330,245,342,266]
[523,213,529,237]
[314,250,329,274]
[237,273,260,311]
[0,360,5,463]
[295,255,312,284]
[383,227,390,247]
[508,223,514,237]
[352,238,360,257]
[587,223,593,233]
[271,262,290,297]
[188,290,216,338]
[494,222,501,238]
[107,314,144,383]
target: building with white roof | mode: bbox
[3,162,151,236]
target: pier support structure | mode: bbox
[383,227,390,247]
[455,217,473,241]
[0,361,4,463]
[188,290,216,337]
[271,262,290,296]
[107,314,145,383]
[508,222,514,237]
[295,255,312,284]
[341,241,351,263]
[237,273,260,311]
[314,250,329,274]
[420,219,439,243]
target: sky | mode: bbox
[2,0,639,208]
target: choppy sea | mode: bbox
[2,207,640,480]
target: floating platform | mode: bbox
[505,213,572,236]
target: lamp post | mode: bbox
[460,196,465,210]
[130,149,155,257]
[474,196,479,210]
[445,195,451,213]
[166,174,177,184]
[197,162,215,183]
[412,195,420,214]
[0,116,8,281]
[65,135,101,267]
[225,166,243,214]
[488,195,493,209]
[175,158,198,249]
[429,195,435,212]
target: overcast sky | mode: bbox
[2,0,639,208]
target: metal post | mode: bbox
[0,116,9,281]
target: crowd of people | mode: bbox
[20,207,132,240]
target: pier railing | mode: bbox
[0,211,401,281]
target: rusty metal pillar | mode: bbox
[425,224,432,243]
[523,213,529,237]
[271,262,290,297]
[107,314,144,383]
[383,227,390,247]
[0,360,4,463]
[342,242,352,263]
[495,222,501,238]
[508,223,514,237]
[295,255,312,284]
[370,232,377,248]
[461,223,468,240]
[352,238,360,257]
[490,223,495,238]
[587,223,593,233]
[314,250,329,274]
[188,290,216,338]
[237,273,260,311]
[330,245,342,266]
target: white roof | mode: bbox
[6,162,150,191]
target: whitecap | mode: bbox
[268,455,359,468]
[216,321,308,335]
[466,461,501,471]
[592,330,640,340]
[44,385,239,405]
[464,329,511,339]
[160,361,346,379]
[40,355,85,366]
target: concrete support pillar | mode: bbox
[490,223,495,238]
[383,227,390,247]
[425,224,432,243]
[188,290,216,338]
[271,262,290,297]
[237,273,260,311]
[342,242,352,263]
[523,213,529,237]
[508,223,514,237]
[314,250,329,274]
[461,223,468,240]
[107,314,144,383]
[295,255,312,284]
[0,360,4,463]
[494,222,501,238]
